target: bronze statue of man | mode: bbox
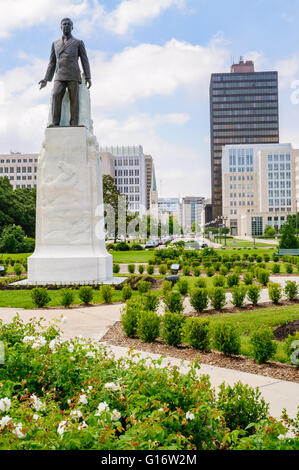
[39,18,92,127]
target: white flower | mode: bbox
[186,411,195,421]
[49,338,60,351]
[68,344,74,353]
[23,335,35,344]
[70,410,82,420]
[0,415,12,426]
[32,337,47,349]
[78,421,88,430]
[86,351,95,358]
[95,401,110,416]
[110,410,121,422]
[33,414,40,421]
[104,382,117,391]
[87,386,93,392]
[57,420,67,437]
[158,408,164,413]
[13,422,26,439]
[30,394,44,411]
[78,394,88,405]
[0,397,11,412]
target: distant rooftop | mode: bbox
[231,59,254,73]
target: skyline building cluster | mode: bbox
[1,59,299,236]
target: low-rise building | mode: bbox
[222,143,299,236]
[0,152,38,189]
[181,196,206,232]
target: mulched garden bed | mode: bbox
[102,321,299,384]
[274,320,299,341]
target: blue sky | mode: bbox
[1,0,299,198]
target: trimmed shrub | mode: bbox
[182,265,191,276]
[206,266,215,277]
[193,266,201,277]
[162,312,185,347]
[31,287,51,308]
[217,382,269,434]
[243,272,253,285]
[113,263,120,274]
[209,287,226,310]
[162,280,172,296]
[116,242,130,251]
[183,318,210,351]
[256,255,263,263]
[286,264,293,274]
[257,269,270,286]
[284,281,298,301]
[163,291,184,314]
[60,288,75,308]
[128,264,135,274]
[121,297,144,338]
[100,285,114,303]
[14,263,23,276]
[177,279,189,296]
[121,285,133,301]
[247,285,261,306]
[131,243,143,251]
[158,264,168,275]
[250,329,277,364]
[147,265,154,275]
[212,275,226,287]
[190,288,209,313]
[78,286,94,305]
[219,265,228,276]
[143,293,159,312]
[138,280,151,294]
[213,323,241,356]
[263,254,270,263]
[227,273,239,288]
[231,285,247,308]
[137,311,160,342]
[195,278,207,288]
[268,282,282,305]
[271,263,280,274]
[138,264,145,274]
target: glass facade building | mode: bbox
[209,61,279,219]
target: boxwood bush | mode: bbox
[183,318,210,351]
[213,323,241,356]
[190,288,209,313]
[250,329,277,364]
[162,312,185,347]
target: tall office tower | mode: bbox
[209,59,279,220]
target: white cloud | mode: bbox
[90,36,229,110]
[0,0,185,38]
[0,35,228,196]
[0,0,89,38]
[105,0,185,35]
[275,55,299,89]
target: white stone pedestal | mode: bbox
[28,126,114,284]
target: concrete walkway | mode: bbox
[0,297,298,419]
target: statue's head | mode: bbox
[61,18,73,36]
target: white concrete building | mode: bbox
[181,197,206,232]
[100,145,146,215]
[222,143,299,236]
[0,152,38,189]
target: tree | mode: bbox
[0,178,36,238]
[0,225,34,253]
[102,175,137,242]
[279,216,299,249]
[264,225,277,238]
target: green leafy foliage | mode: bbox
[250,329,277,364]
[246,285,261,306]
[231,285,247,308]
[162,312,185,347]
[183,318,210,351]
[163,291,184,314]
[137,310,160,342]
[208,287,226,310]
[100,285,114,303]
[268,283,282,305]
[60,288,75,308]
[190,288,209,313]
[213,323,241,356]
[31,287,51,308]
[78,286,94,305]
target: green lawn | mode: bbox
[112,250,155,263]
[221,239,275,248]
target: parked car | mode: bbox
[145,240,156,249]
